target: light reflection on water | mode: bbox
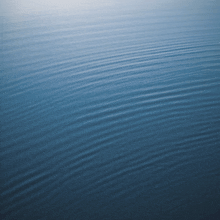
[1,1,220,220]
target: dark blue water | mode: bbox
[1,1,220,219]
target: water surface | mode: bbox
[1,1,220,219]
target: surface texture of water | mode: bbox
[1,1,220,219]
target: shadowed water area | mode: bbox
[1,0,220,219]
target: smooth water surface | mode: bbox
[1,1,220,219]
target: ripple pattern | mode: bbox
[1,2,220,220]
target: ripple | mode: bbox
[1,3,220,219]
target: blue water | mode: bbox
[1,1,220,219]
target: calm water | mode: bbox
[1,1,220,219]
